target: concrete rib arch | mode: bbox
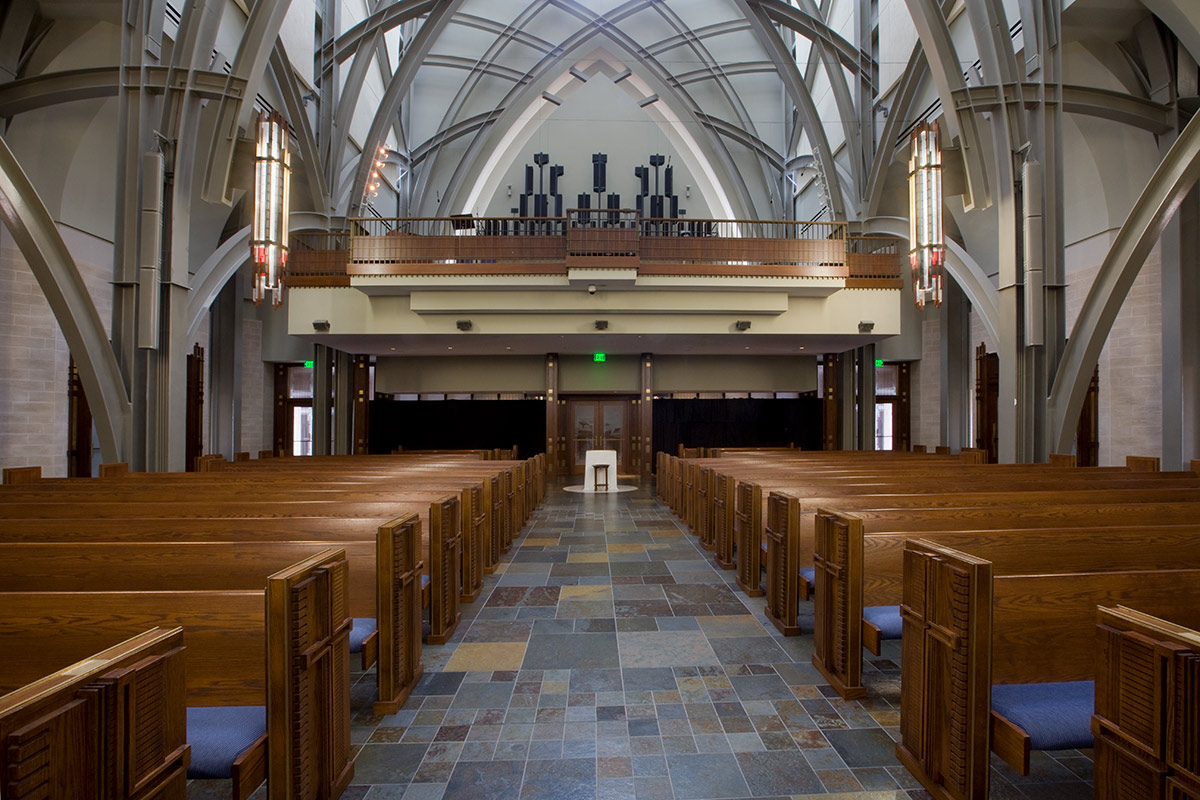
[0,135,130,462]
[1048,107,1200,453]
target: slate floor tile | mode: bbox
[522,633,620,669]
[665,753,751,799]
[353,743,429,783]
[443,760,525,800]
[520,757,597,800]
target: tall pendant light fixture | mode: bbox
[252,111,291,308]
[909,121,944,309]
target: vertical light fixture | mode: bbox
[908,121,944,309]
[252,111,290,307]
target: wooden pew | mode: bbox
[801,504,1200,698]
[0,628,188,800]
[665,452,1200,605]
[0,548,354,800]
[757,476,1200,627]
[895,539,1200,800]
[0,478,492,603]
[0,511,435,709]
[1093,606,1200,800]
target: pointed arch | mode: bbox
[0,135,130,461]
[440,48,752,221]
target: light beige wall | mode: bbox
[559,354,640,393]
[653,355,817,393]
[916,316,941,450]
[1064,230,1163,465]
[0,224,113,476]
[239,318,266,455]
[375,355,545,394]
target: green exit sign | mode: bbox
[594,353,606,362]
[875,359,884,367]
[303,360,314,369]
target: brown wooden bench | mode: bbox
[807,506,1200,699]
[0,627,188,800]
[0,511,434,711]
[0,493,464,646]
[895,538,1200,800]
[1093,605,1200,800]
[0,548,354,800]
[759,479,1200,626]
[0,478,494,602]
[664,453,1200,613]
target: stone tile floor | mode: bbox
[189,479,1094,799]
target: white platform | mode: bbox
[583,449,618,492]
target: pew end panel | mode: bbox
[460,483,486,603]
[764,492,803,636]
[0,627,189,800]
[98,461,130,477]
[1048,453,1076,467]
[734,482,764,596]
[1093,605,1200,800]
[812,509,865,699]
[375,513,425,715]
[710,474,733,557]
[265,548,355,800]
[427,495,463,645]
[696,466,712,547]
[895,539,993,800]
[483,477,499,573]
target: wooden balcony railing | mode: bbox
[288,213,904,283]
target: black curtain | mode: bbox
[369,399,546,456]
[652,398,822,460]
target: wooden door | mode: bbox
[67,356,93,477]
[565,398,632,476]
[974,343,998,463]
[185,344,204,471]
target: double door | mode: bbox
[566,398,632,476]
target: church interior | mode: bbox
[1,0,1199,798]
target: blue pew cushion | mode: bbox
[350,617,377,654]
[863,605,903,640]
[422,574,431,589]
[990,681,1095,751]
[187,705,267,779]
[798,567,816,584]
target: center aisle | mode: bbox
[338,479,1089,800]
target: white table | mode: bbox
[583,450,618,492]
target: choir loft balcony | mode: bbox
[284,212,906,355]
[289,211,904,294]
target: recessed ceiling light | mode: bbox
[744,346,750,350]
[506,346,511,350]
[390,347,395,351]
[447,346,453,350]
